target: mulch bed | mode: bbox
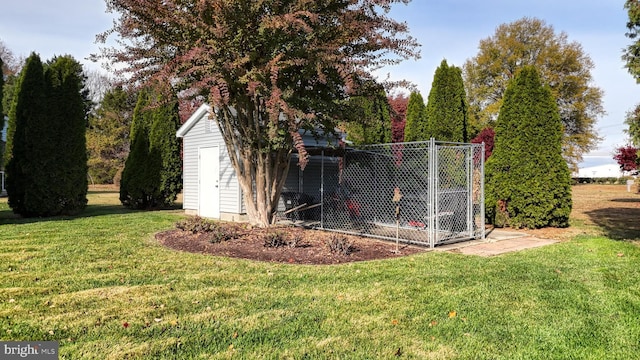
[155,226,425,265]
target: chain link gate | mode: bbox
[280,139,484,248]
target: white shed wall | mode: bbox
[181,115,242,216]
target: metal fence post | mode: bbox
[480,142,486,241]
[467,144,473,238]
[320,150,324,229]
[428,138,436,248]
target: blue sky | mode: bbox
[1,0,638,168]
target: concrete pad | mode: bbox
[455,237,558,257]
[485,228,528,241]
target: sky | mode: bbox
[0,0,638,169]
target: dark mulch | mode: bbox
[155,225,425,265]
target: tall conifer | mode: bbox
[403,91,426,142]
[6,54,88,216]
[485,66,571,228]
[425,60,468,142]
[5,53,47,215]
[120,88,159,209]
[120,85,182,209]
[150,89,183,206]
[45,55,88,214]
[345,87,392,145]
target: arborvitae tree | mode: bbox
[345,86,392,145]
[6,54,88,216]
[5,53,47,215]
[149,89,183,206]
[403,91,426,142]
[44,55,88,214]
[485,66,572,228]
[425,60,468,142]
[120,85,182,209]
[120,87,159,209]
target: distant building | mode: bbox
[574,164,627,178]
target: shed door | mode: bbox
[199,146,220,218]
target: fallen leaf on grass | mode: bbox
[429,320,437,327]
[391,319,399,325]
[617,253,624,257]
[448,311,457,318]
[123,322,129,328]
[154,318,163,322]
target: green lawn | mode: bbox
[1,189,639,359]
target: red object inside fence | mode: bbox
[345,199,361,217]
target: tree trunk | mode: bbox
[217,104,293,227]
[235,148,291,227]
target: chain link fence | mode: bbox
[279,139,484,247]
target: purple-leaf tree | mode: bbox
[95,0,420,226]
[613,145,639,172]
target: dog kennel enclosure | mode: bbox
[279,139,485,248]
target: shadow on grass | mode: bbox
[0,202,183,226]
[610,198,640,203]
[584,205,640,240]
[0,204,134,225]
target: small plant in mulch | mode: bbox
[175,216,241,243]
[176,216,218,233]
[263,230,304,248]
[325,234,355,255]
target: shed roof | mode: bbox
[176,103,345,153]
[176,103,212,138]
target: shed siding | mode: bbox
[182,116,242,215]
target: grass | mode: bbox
[1,187,640,359]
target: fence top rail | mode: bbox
[354,140,483,150]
